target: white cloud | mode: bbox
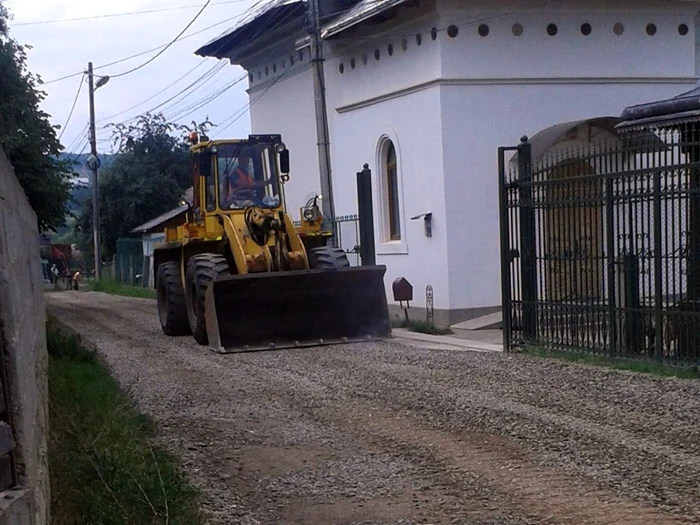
[5,0,255,153]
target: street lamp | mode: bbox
[87,62,109,280]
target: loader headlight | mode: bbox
[303,209,315,220]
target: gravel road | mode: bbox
[47,291,700,525]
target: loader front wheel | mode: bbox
[185,253,231,345]
[156,261,191,336]
[309,246,351,270]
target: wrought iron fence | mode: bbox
[293,214,361,265]
[333,214,361,266]
[499,126,700,366]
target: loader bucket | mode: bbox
[204,265,392,353]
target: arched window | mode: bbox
[385,141,401,240]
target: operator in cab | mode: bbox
[223,148,272,207]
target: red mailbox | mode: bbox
[392,277,413,321]
[392,277,413,302]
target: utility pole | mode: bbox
[308,0,336,229]
[86,62,109,280]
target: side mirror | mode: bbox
[279,150,290,175]
[198,151,212,177]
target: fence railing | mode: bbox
[293,214,361,265]
[333,214,361,266]
[499,127,700,366]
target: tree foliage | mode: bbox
[78,113,214,260]
[0,2,73,232]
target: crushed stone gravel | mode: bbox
[47,291,700,525]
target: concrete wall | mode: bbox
[0,148,49,525]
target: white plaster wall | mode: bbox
[327,12,442,110]
[327,86,451,310]
[248,56,322,219]
[241,0,700,315]
[437,1,698,80]
[440,81,697,310]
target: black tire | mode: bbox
[309,246,351,270]
[185,253,231,345]
[156,261,191,336]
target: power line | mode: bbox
[59,0,289,147]
[166,73,248,121]
[96,59,212,123]
[106,62,228,127]
[58,74,85,141]
[14,0,249,27]
[65,124,89,162]
[213,62,293,137]
[109,0,213,79]
[40,8,253,85]
[95,0,288,126]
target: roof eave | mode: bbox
[618,86,700,124]
[130,206,189,234]
[321,0,410,39]
[194,1,307,60]
[295,0,411,48]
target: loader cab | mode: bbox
[190,134,290,216]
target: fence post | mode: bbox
[142,256,150,288]
[517,137,538,342]
[498,146,513,352]
[356,164,376,266]
[605,176,617,357]
[129,254,134,286]
[653,170,663,361]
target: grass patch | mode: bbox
[393,318,453,336]
[47,316,203,524]
[88,279,157,300]
[521,346,700,379]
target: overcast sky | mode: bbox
[5,0,258,154]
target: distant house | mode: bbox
[195,0,700,325]
[130,187,193,286]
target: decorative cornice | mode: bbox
[246,62,312,95]
[336,76,698,113]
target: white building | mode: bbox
[195,0,700,325]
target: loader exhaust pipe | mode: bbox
[204,266,392,353]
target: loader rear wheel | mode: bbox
[185,253,231,345]
[156,261,191,336]
[309,246,351,270]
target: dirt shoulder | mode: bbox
[47,291,700,525]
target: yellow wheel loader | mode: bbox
[152,132,392,353]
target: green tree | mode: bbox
[77,113,213,260]
[0,2,73,231]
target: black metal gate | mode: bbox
[498,128,700,367]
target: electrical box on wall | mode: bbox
[410,212,432,237]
